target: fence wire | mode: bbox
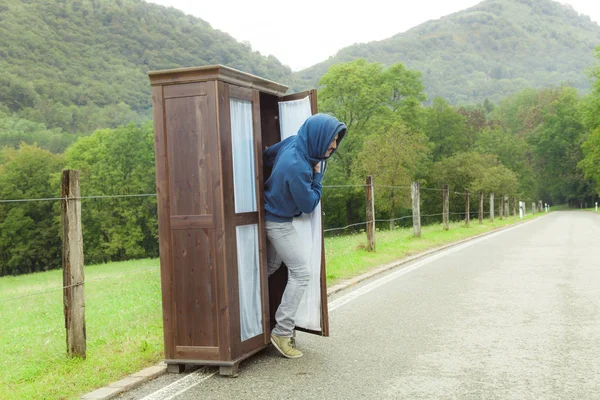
[0,183,451,204]
[374,215,413,223]
[323,221,368,233]
[0,193,157,204]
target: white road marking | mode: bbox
[139,216,543,399]
[139,368,217,400]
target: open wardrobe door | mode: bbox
[275,90,329,336]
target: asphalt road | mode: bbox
[119,211,600,400]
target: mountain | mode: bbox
[1,0,599,139]
[293,0,600,104]
[0,0,293,135]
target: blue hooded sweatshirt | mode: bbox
[264,113,347,222]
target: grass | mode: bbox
[0,260,163,400]
[1,212,545,399]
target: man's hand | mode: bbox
[313,163,321,173]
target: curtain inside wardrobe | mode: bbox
[278,96,322,332]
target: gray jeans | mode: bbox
[266,220,310,337]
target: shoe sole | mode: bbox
[270,337,303,359]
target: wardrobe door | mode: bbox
[220,83,270,358]
[154,81,223,361]
[276,90,329,337]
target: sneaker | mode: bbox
[270,333,303,359]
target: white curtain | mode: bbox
[279,97,312,141]
[230,99,257,213]
[278,97,323,332]
[236,225,262,341]
[230,99,262,341]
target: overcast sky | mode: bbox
[146,0,600,71]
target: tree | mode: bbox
[581,47,600,131]
[0,144,65,276]
[318,59,388,185]
[527,87,593,204]
[64,122,158,263]
[423,98,467,161]
[579,47,600,197]
[359,122,429,228]
[318,59,427,228]
[472,165,519,201]
[579,127,600,196]
[429,152,501,217]
[432,152,499,192]
[382,63,427,133]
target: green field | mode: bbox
[1,213,544,399]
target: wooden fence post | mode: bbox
[479,191,483,224]
[365,176,375,251]
[443,184,449,231]
[465,190,470,227]
[62,170,86,359]
[490,192,495,222]
[498,193,504,220]
[411,182,421,238]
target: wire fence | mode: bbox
[0,180,542,300]
[0,193,158,204]
[0,183,532,237]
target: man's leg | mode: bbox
[265,221,310,357]
[266,235,283,277]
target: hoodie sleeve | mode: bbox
[263,137,294,168]
[263,143,280,168]
[288,168,323,214]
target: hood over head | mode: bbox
[296,113,347,164]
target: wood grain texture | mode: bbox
[151,85,176,359]
[171,215,215,230]
[216,81,237,360]
[234,212,259,226]
[148,65,288,96]
[252,88,271,345]
[164,82,207,99]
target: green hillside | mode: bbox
[0,0,293,137]
[293,0,600,104]
[2,0,597,136]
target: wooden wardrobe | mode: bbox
[149,65,329,376]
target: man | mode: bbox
[263,113,347,358]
